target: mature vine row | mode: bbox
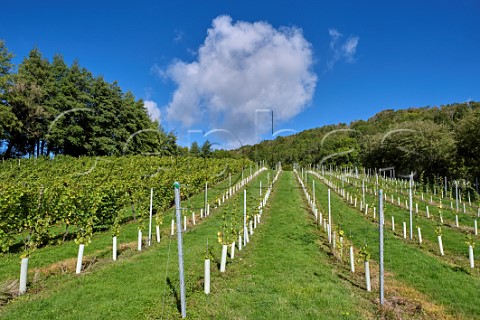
[0,156,250,255]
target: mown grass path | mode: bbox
[187,171,375,319]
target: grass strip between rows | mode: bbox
[186,171,375,319]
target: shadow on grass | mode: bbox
[337,272,365,291]
[8,232,77,254]
[166,277,181,314]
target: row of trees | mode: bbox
[238,101,480,182]
[0,40,177,158]
[184,140,237,159]
[189,140,212,158]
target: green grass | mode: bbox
[307,172,480,319]
[11,168,480,319]
[186,171,375,319]
[0,170,246,284]
[0,171,376,319]
[0,170,271,319]
[319,171,479,273]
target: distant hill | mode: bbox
[236,101,480,183]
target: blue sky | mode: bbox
[1,0,479,148]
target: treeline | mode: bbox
[0,40,177,158]
[237,101,480,182]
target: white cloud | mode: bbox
[328,28,342,46]
[174,29,184,43]
[342,36,359,62]
[144,87,154,100]
[162,15,317,146]
[151,63,168,80]
[144,100,161,122]
[327,28,359,70]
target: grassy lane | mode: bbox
[310,174,480,319]
[187,171,375,319]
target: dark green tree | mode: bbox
[201,140,212,158]
[190,141,201,156]
[0,40,14,102]
[5,48,53,157]
[456,109,480,180]
[47,59,94,156]
[0,40,18,152]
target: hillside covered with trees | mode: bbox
[3,39,479,185]
[238,101,480,183]
[0,40,177,158]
